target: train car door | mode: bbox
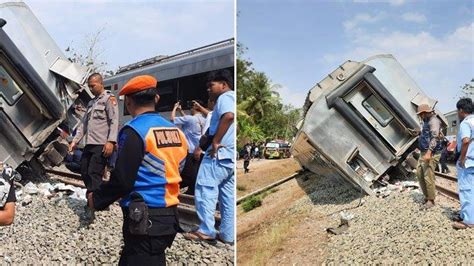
[344,80,412,153]
[0,53,47,144]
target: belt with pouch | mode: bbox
[122,205,181,236]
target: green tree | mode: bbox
[237,43,302,148]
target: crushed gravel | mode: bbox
[0,181,234,264]
[290,173,471,264]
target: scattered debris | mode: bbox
[23,182,39,195]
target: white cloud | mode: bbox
[401,12,427,23]
[343,12,386,30]
[273,85,307,108]
[323,22,474,112]
[389,0,406,6]
[352,0,406,6]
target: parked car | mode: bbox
[264,141,291,159]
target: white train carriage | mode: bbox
[291,54,447,195]
[0,2,91,173]
[103,39,234,127]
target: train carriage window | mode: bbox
[362,94,393,127]
[156,79,178,112]
[452,120,457,127]
[0,64,23,105]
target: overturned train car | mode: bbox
[291,54,446,195]
[0,2,91,173]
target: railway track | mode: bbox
[45,168,220,228]
[237,171,303,205]
[434,171,459,202]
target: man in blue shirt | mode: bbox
[183,70,235,244]
[171,101,205,195]
[171,101,205,153]
[453,98,474,229]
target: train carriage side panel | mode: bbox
[104,41,234,125]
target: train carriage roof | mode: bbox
[104,38,234,84]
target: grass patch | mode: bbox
[241,195,262,212]
[240,187,279,212]
[237,184,247,191]
[269,188,279,194]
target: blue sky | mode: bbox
[24,0,234,72]
[238,0,473,113]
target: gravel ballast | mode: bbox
[290,173,472,264]
[0,182,234,264]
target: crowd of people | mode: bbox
[1,69,474,265]
[55,70,233,265]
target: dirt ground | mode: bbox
[237,158,329,265]
[236,158,301,198]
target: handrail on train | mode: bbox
[116,38,234,74]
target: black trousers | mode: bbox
[80,145,106,193]
[119,233,176,266]
[180,153,204,195]
[244,160,250,173]
[119,208,178,266]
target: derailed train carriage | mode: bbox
[0,2,91,173]
[291,54,447,195]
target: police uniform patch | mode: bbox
[109,95,118,106]
[153,129,183,148]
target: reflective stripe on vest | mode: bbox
[120,113,188,208]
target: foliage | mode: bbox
[240,188,279,212]
[237,43,302,146]
[461,78,474,98]
[241,195,262,212]
[65,27,114,77]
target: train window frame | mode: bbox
[362,94,394,127]
[0,57,24,106]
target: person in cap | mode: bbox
[183,69,235,245]
[69,73,119,217]
[416,103,443,209]
[87,75,188,265]
[453,98,474,229]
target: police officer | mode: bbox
[416,103,443,209]
[69,73,119,196]
[87,75,188,265]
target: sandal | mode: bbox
[183,231,217,245]
[452,221,474,230]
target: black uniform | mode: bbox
[93,123,180,266]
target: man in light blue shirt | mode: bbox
[171,102,205,153]
[183,70,235,244]
[171,101,205,195]
[453,98,474,229]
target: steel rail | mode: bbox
[434,172,459,201]
[45,168,221,225]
